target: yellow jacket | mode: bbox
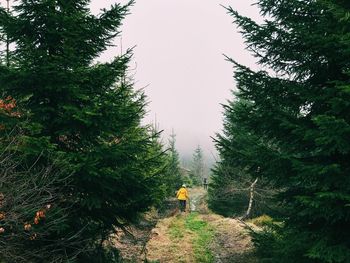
[176,187,189,200]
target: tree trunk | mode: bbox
[244,178,258,219]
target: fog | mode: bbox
[3,0,261,163]
[88,0,262,163]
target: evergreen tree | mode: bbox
[212,1,350,262]
[190,145,205,186]
[0,0,166,261]
[164,131,182,195]
[209,100,277,218]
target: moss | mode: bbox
[248,215,274,227]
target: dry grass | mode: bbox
[146,214,196,263]
[247,215,274,227]
[112,187,258,263]
[110,209,160,262]
[209,217,258,263]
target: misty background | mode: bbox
[0,0,262,170]
[87,0,262,169]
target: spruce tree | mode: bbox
[0,0,166,261]
[164,132,182,195]
[209,100,277,217]
[190,145,205,186]
[212,1,350,262]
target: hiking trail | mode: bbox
[114,187,258,263]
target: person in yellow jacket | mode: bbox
[176,184,189,212]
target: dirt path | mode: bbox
[145,187,258,263]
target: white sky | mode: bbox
[88,0,262,161]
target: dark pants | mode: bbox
[179,200,186,212]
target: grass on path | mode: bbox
[145,187,257,263]
[184,213,215,263]
[146,212,215,263]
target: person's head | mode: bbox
[182,184,186,188]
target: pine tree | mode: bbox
[190,145,205,186]
[209,100,277,217]
[212,1,350,262]
[164,132,182,195]
[0,0,166,261]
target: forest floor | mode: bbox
[112,187,258,263]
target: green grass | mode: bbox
[185,213,215,263]
[167,213,215,263]
[247,215,274,227]
[185,213,208,231]
[247,214,283,228]
[168,216,185,239]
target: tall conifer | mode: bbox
[190,145,205,186]
[0,1,166,261]
[212,1,350,262]
[164,132,182,195]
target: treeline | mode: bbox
[165,132,208,189]
[209,1,350,263]
[0,1,183,262]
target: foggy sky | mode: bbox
[88,0,262,161]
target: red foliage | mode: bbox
[0,96,21,130]
[0,96,16,112]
